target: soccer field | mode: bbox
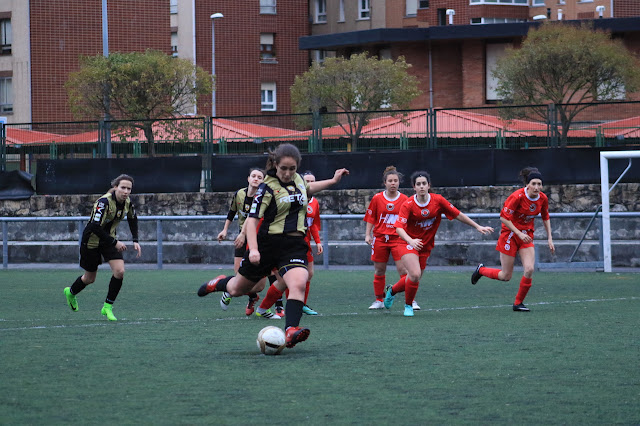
[1,269,638,425]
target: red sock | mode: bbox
[515,276,532,305]
[285,288,289,299]
[480,266,501,280]
[405,278,419,305]
[373,275,386,301]
[391,276,406,295]
[259,285,283,310]
[304,281,310,304]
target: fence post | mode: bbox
[203,117,213,192]
[0,121,5,172]
[156,219,163,270]
[322,222,329,270]
[49,142,58,159]
[595,126,603,148]
[2,221,7,269]
[547,104,559,148]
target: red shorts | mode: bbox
[371,234,404,263]
[396,242,431,270]
[496,228,534,257]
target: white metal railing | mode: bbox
[1,212,639,270]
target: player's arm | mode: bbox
[85,197,118,246]
[127,203,142,257]
[307,168,349,195]
[396,226,423,251]
[364,222,374,245]
[455,212,494,235]
[245,217,261,264]
[218,195,238,241]
[543,219,555,254]
[500,216,532,243]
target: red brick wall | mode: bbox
[195,0,309,119]
[614,0,640,17]
[30,0,170,123]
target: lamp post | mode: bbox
[210,13,223,117]
[102,0,112,157]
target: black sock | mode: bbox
[275,297,284,308]
[285,299,304,329]
[248,292,258,300]
[105,276,123,304]
[216,276,233,292]
[70,276,87,295]
[268,274,277,285]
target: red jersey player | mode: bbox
[384,171,494,317]
[363,166,410,309]
[471,167,555,312]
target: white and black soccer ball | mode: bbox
[257,326,286,355]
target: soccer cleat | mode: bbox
[275,306,285,318]
[513,303,530,312]
[219,292,232,311]
[404,304,414,317]
[411,300,421,310]
[383,285,395,309]
[101,303,117,321]
[369,300,385,310]
[256,309,281,319]
[471,263,484,285]
[302,305,318,315]
[245,295,260,316]
[285,326,310,348]
[197,275,226,297]
[64,287,78,312]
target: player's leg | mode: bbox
[256,275,286,319]
[404,253,426,316]
[385,252,419,309]
[245,277,266,316]
[513,247,535,311]
[64,246,99,312]
[369,238,391,309]
[281,266,311,348]
[302,260,318,315]
[472,230,517,284]
[100,258,125,321]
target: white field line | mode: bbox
[0,296,638,332]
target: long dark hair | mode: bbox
[265,143,302,171]
[410,170,431,187]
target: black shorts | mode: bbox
[238,234,308,283]
[79,243,123,272]
[234,245,247,258]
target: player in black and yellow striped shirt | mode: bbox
[63,174,141,321]
[198,143,348,348]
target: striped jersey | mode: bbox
[226,187,254,231]
[249,170,310,235]
[82,192,138,249]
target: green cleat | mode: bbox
[383,285,395,309]
[101,303,117,321]
[64,287,78,312]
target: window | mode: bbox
[315,0,327,23]
[0,77,12,113]
[260,0,276,14]
[437,8,446,25]
[486,43,509,102]
[406,0,418,16]
[419,0,430,7]
[359,0,370,19]
[261,83,276,111]
[170,0,178,14]
[471,17,528,24]
[0,19,11,55]
[469,0,527,4]
[313,50,327,65]
[260,33,276,62]
[171,31,178,57]
[338,0,345,22]
[532,0,545,5]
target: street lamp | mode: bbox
[210,13,223,117]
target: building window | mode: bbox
[338,0,345,22]
[260,33,276,62]
[406,0,417,16]
[419,0,430,7]
[313,50,327,65]
[315,0,327,23]
[359,0,370,19]
[486,43,509,102]
[170,0,178,14]
[261,83,276,111]
[532,0,545,5]
[471,17,528,24]
[0,77,13,113]
[469,0,527,4]
[0,19,11,55]
[171,31,178,57]
[260,0,276,14]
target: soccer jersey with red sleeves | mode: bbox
[305,197,321,245]
[394,193,460,252]
[500,188,549,232]
[363,191,408,237]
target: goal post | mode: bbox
[600,150,640,272]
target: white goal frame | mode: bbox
[600,150,640,272]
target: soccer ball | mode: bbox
[257,326,286,355]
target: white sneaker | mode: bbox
[219,292,232,311]
[412,300,421,310]
[369,300,385,309]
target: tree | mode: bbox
[66,49,213,156]
[290,53,421,150]
[494,22,640,147]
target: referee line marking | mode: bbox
[1,296,637,332]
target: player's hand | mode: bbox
[248,248,261,265]
[477,225,494,235]
[411,238,424,251]
[316,243,323,255]
[133,242,142,258]
[115,241,127,252]
[217,230,227,242]
[233,233,246,249]
[548,239,555,255]
[332,168,349,183]
[365,235,372,245]
[518,231,532,243]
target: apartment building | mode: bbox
[302,0,640,109]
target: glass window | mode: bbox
[260,33,276,62]
[406,0,418,16]
[261,83,276,111]
[359,0,370,19]
[260,0,276,14]
[171,32,178,57]
[170,0,178,14]
[1,19,11,55]
[419,0,430,7]
[315,0,327,23]
[0,77,13,113]
[338,0,345,22]
[486,43,509,101]
[532,0,545,5]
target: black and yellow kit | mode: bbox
[82,192,139,249]
[227,187,254,231]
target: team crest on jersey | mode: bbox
[287,185,295,192]
[421,209,430,217]
[386,203,395,211]
[529,204,536,212]
[307,205,314,214]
